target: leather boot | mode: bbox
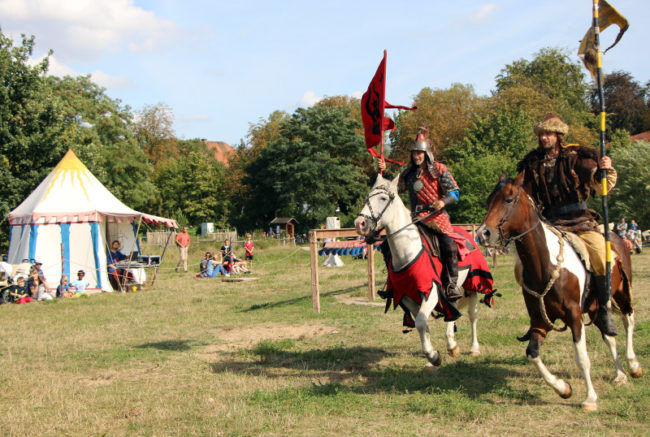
[593,275,618,336]
[441,240,461,301]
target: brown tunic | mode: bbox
[517,145,615,232]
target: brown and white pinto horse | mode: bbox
[477,172,641,411]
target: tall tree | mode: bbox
[495,47,590,114]
[446,109,535,223]
[242,105,369,231]
[134,102,179,168]
[0,31,69,220]
[607,138,650,228]
[47,75,158,211]
[589,71,650,135]
[154,140,229,226]
[389,84,485,162]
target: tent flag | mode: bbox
[578,0,628,81]
[361,50,416,165]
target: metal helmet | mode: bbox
[410,126,435,163]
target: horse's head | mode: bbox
[477,171,533,246]
[354,174,400,240]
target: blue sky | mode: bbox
[1,0,648,146]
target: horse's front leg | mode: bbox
[413,290,442,368]
[526,327,573,401]
[570,320,598,411]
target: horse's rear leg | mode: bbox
[526,329,573,401]
[466,291,480,356]
[622,312,642,378]
[571,321,598,411]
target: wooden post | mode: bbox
[367,242,375,301]
[309,230,320,313]
[150,229,174,288]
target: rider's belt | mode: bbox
[548,202,587,217]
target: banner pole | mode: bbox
[592,0,612,299]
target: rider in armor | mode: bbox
[378,127,462,301]
[517,113,619,336]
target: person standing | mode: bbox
[517,113,619,336]
[244,233,254,269]
[175,226,191,273]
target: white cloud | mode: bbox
[90,70,134,90]
[0,0,179,61]
[463,3,498,25]
[27,54,134,90]
[298,90,322,108]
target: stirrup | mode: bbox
[445,284,462,301]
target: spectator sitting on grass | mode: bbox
[198,252,212,277]
[70,270,90,294]
[30,268,54,301]
[206,253,229,277]
[8,276,33,304]
[56,275,75,298]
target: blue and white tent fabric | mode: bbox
[7,150,177,291]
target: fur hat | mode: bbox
[533,113,569,136]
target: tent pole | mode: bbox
[121,216,143,293]
[150,228,174,288]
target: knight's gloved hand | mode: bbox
[480,289,502,308]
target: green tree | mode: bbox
[0,31,69,219]
[154,140,229,226]
[604,137,650,228]
[495,47,590,114]
[446,109,535,223]
[134,102,179,168]
[590,71,650,135]
[242,105,369,231]
[389,84,485,162]
[47,75,158,211]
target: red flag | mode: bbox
[361,50,416,165]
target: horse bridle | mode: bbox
[495,185,542,244]
[358,184,395,238]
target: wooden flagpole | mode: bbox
[592,0,613,300]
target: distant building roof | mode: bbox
[203,140,235,166]
[269,217,299,225]
[631,131,650,143]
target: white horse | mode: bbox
[354,174,485,368]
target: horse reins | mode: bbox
[499,186,567,332]
[359,184,437,243]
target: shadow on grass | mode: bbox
[136,339,195,351]
[240,286,362,312]
[209,340,542,404]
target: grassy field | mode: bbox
[0,241,648,436]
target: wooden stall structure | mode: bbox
[309,228,381,313]
[270,217,298,238]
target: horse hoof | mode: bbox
[424,363,438,372]
[556,381,572,399]
[613,373,628,386]
[630,367,642,379]
[470,350,481,357]
[581,402,598,412]
[432,353,442,367]
[448,346,460,357]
